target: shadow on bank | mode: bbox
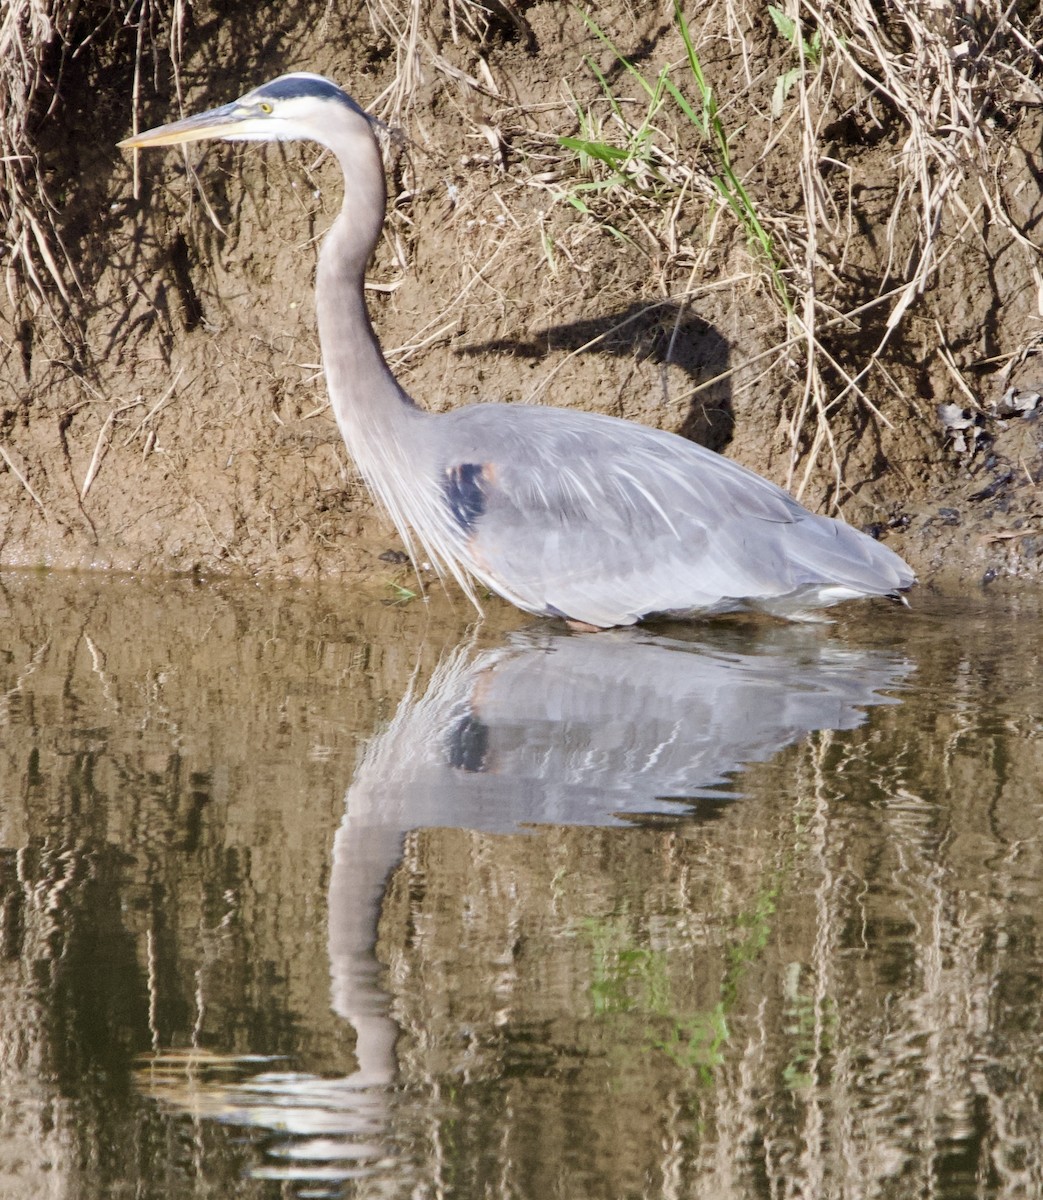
[457,302,734,451]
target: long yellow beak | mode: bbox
[118,101,245,149]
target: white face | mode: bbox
[216,87,339,142]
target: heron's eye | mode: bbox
[259,101,273,114]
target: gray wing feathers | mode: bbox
[439,405,912,625]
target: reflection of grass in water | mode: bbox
[581,879,780,1083]
[578,744,858,1092]
[656,1002,728,1082]
[781,961,837,1092]
[586,916,669,1017]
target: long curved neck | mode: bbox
[312,115,441,573]
[315,120,418,447]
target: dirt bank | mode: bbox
[2,0,1041,602]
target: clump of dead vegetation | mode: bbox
[1,0,187,335]
[1,0,81,324]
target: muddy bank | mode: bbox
[1,0,1041,602]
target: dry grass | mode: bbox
[1,0,80,323]
[541,0,1043,504]
[789,0,1043,495]
[362,0,510,119]
[1,0,189,331]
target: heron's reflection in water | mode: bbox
[140,624,910,1192]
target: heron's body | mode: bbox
[121,73,915,628]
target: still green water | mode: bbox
[0,571,1041,1199]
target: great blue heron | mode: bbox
[119,73,914,628]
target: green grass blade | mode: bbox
[559,136,630,166]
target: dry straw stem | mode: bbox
[0,440,48,513]
[364,0,505,120]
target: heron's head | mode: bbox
[118,73,371,151]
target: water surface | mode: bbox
[1,572,1041,1198]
